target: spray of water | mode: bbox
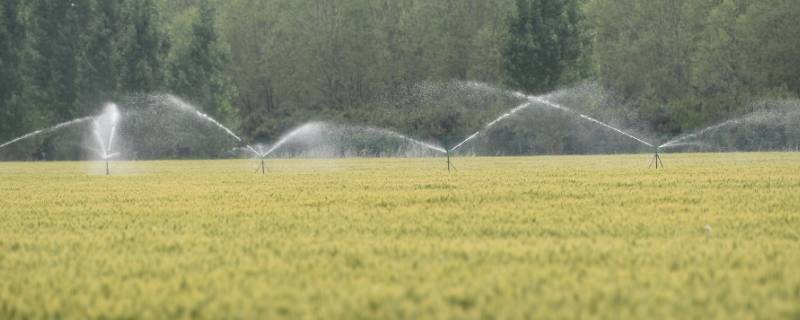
[450,102,534,152]
[153,94,262,156]
[157,95,242,139]
[530,96,654,148]
[0,117,94,151]
[658,103,800,150]
[91,103,121,160]
[659,119,741,149]
[658,141,711,150]
[260,122,324,157]
[448,82,654,152]
[361,126,447,154]
[254,121,446,157]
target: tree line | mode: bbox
[1,0,798,157]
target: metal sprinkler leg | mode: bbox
[261,158,266,175]
[649,150,664,169]
[446,150,451,172]
[105,158,110,175]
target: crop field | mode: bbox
[1,153,799,319]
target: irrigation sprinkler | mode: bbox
[91,104,120,175]
[250,156,268,174]
[447,149,451,172]
[445,149,456,172]
[649,148,664,169]
[257,157,267,174]
[246,145,268,175]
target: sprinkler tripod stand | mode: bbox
[649,148,664,169]
[260,158,266,174]
[244,144,268,174]
[102,154,120,175]
[254,157,268,174]
[446,149,456,172]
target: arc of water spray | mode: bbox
[0,117,94,151]
[530,96,654,148]
[259,123,320,157]
[448,93,654,153]
[161,94,262,158]
[450,102,534,152]
[362,126,447,154]
[659,119,740,149]
[243,121,446,174]
[256,122,447,158]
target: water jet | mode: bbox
[91,103,121,175]
[0,117,94,152]
[448,85,655,166]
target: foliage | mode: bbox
[502,0,588,94]
[588,0,800,133]
[219,0,514,143]
[165,0,236,122]
[2,0,800,158]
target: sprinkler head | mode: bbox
[102,153,120,160]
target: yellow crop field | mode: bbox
[1,153,799,319]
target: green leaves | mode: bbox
[589,0,800,133]
[502,0,588,94]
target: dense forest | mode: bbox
[1,0,799,158]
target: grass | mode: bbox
[1,153,799,319]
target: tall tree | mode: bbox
[502,0,586,94]
[24,0,94,121]
[737,0,800,97]
[116,0,167,92]
[0,0,25,139]
[166,0,235,120]
[587,0,707,132]
[690,0,749,119]
[82,0,124,103]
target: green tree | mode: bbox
[82,0,124,103]
[737,0,800,97]
[690,0,749,119]
[24,0,93,121]
[0,0,26,140]
[502,0,586,94]
[166,0,235,121]
[587,0,708,133]
[116,0,167,92]
[589,0,800,135]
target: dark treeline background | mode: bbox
[1,0,799,157]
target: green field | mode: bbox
[1,153,799,319]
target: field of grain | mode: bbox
[1,153,799,319]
